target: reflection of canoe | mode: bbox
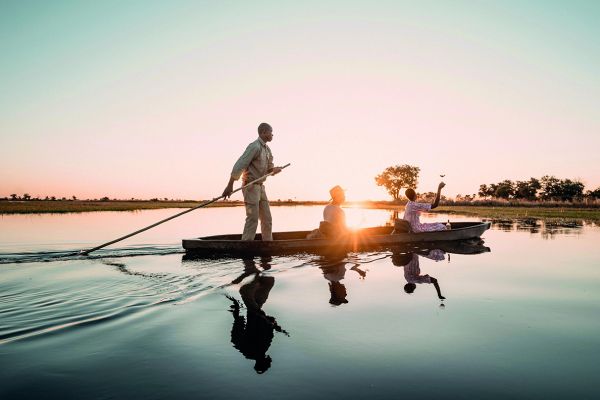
[389,239,491,256]
[182,221,491,256]
[435,240,490,254]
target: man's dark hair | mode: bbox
[404,283,416,293]
[258,122,272,134]
[405,188,416,201]
[254,355,272,374]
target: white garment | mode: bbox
[403,254,432,284]
[403,201,446,232]
[241,184,272,241]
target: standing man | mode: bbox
[222,123,282,241]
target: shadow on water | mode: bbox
[225,256,289,374]
[1,237,492,380]
[387,238,487,305]
[188,238,491,373]
[392,249,447,303]
[313,252,367,306]
[0,245,184,265]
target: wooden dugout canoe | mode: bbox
[182,221,491,256]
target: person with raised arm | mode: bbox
[403,182,448,232]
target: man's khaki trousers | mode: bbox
[241,184,273,241]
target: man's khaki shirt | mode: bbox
[231,138,274,185]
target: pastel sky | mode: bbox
[1,0,598,201]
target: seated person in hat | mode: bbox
[306,185,349,239]
[323,185,347,231]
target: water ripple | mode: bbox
[0,245,184,265]
[0,248,395,345]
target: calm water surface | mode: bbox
[1,206,599,399]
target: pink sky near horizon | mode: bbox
[1,1,598,201]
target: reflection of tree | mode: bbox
[491,219,515,231]
[227,257,288,374]
[489,218,584,239]
[515,218,540,233]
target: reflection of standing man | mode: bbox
[222,123,282,241]
[227,259,287,374]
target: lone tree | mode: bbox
[375,164,420,201]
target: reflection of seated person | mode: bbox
[307,185,349,239]
[392,250,446,300]
[227,261,287,374]
[403,182,448,232]
[323,264,348,306]
[319,254,367,306]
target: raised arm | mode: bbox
[430,277,446,300]
[431,182,446,209]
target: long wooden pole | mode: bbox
[79,163,291,255]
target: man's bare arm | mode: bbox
[430,277,446,300]
[431,182,446,209]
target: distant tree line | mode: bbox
[1,194,70,201]
[479,176,599,202]
[1,194,84,201]
[0,195,177,202]
[374,164,599,203]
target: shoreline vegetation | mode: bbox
[1,199,599,221]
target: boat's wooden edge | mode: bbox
[183,222,491,242]
[181,222,492,256]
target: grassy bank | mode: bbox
[0,200,326,214]
[433,206,600,221]
[357,202,600,221]
[2,200,599,221]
